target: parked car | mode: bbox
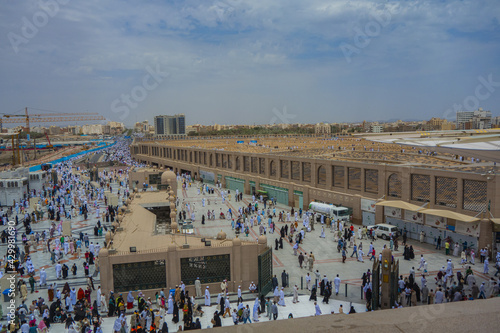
[367,224,399,240]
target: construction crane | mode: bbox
[1,108,106,167]
[45,132,53,148]
[0,107,106,135]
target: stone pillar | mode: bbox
[376,204,385,224]
[311,162,317,185]
[167,244,179,287]
[478,219,493,252]
[99,249,111,297]
[361,168,366,193]
[429,175,436,208]
[232,238,242,293]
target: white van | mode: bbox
[369,224,399,240]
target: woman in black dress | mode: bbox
[172,301,179,324]
[309,286,317,301]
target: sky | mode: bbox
[0,0,499,127]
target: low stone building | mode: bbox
[99,173,271,300]
[129,135,500,254]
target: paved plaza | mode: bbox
[1,168,495,332]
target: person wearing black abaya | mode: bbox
[309,286,317,301]
[323,282,331,304]
[172,301,179,324]
[108,295,115,317]
[213,311,222,327]
[275,238,279,251]
[259,295,266,314]
[160,322,169,333]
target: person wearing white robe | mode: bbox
[320,227,326,238]
[334,275,341,295]
[358,249,364,262]
[195,278,202,297]
[70,288,77,305]
[39,268,47,286]
[278,288,286,306]
[417,255,426,270]
[100,294,108,313]
[96,287,101,306]
[55,263,62,279]
[65,295,73,312]
[252,298,260,322]
[113,317,122,333]
[167,295,173,314]
[446,259,454,276]
[205,287,211,306]
[292,285,299,303]
[216,293,222,310]
[314,302,322,316]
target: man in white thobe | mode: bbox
[204,287,211,306]
[278,287,286,306]
[334,275,341,296]
[195,278,202,297]
[417,255,425,270]
[293,285,299,303]
[358,249,364,262]
[70,288,77,305]
[39,268,47,286]
[55,263,62,279]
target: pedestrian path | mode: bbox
[48,295,366,332]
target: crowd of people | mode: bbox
[1,136,499,332]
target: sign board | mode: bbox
[404,210,424,224]
[384,206,401,219]
[455,221,480,237]
[425,214,447,229]
[361,198,376,212]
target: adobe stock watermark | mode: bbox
[339,4,399,63]
[110,64,169,121]
[443,73,500,121]
[7,0,70,54]
[407,302,446,333]
[214,1,235,22]
[270,106,296,125]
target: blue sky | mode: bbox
[0,0,499,127]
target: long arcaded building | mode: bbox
[131,134,500,253]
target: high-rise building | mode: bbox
[456,108,492,130]
[154,114,186,137]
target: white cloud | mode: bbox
[0,0,499,126]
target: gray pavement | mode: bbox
[180,181,494,302]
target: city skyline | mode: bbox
[1,1,499,127]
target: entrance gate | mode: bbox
[258,247,273,297]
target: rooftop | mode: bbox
[137,133,500,173]
[110,191,255,254]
